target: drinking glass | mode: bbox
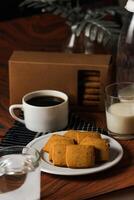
[0,146,40,200]
[105,82,134,139]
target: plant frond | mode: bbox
[19,0,125,52]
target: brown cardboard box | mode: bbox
[9,51,112,110]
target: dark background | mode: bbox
[0,0,119,20]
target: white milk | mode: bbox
[106,102,134,134]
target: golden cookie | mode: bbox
[66,145,95,168]
[84,82,100,88]
[82,71,100,76]
[83,94,100,101]
[82,100,99,106]
[84,88,100,95]
[77,131,101,144]
[49,139,74,161]
[43,134,63,153]
[80,137,109,162]
[52,144,67,167]
[43,134,74,153]
[64,130,78,143]
[84,76,100,82]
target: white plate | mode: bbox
[26,131,123,176]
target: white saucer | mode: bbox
[26,131,123,176]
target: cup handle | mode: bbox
[9,104,25,124]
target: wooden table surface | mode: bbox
[0,62,134,200]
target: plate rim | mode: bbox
[26,131,123,176]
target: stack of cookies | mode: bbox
[43,130,109,168]
[79,70,100,107]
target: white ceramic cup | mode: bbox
[9,90,68,133]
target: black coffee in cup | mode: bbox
[26,96,64,107]
[9,90,68,132]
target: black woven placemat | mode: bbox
[0,113,107,148]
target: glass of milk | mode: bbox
[105,82,134,140]
[0,146,41,200]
